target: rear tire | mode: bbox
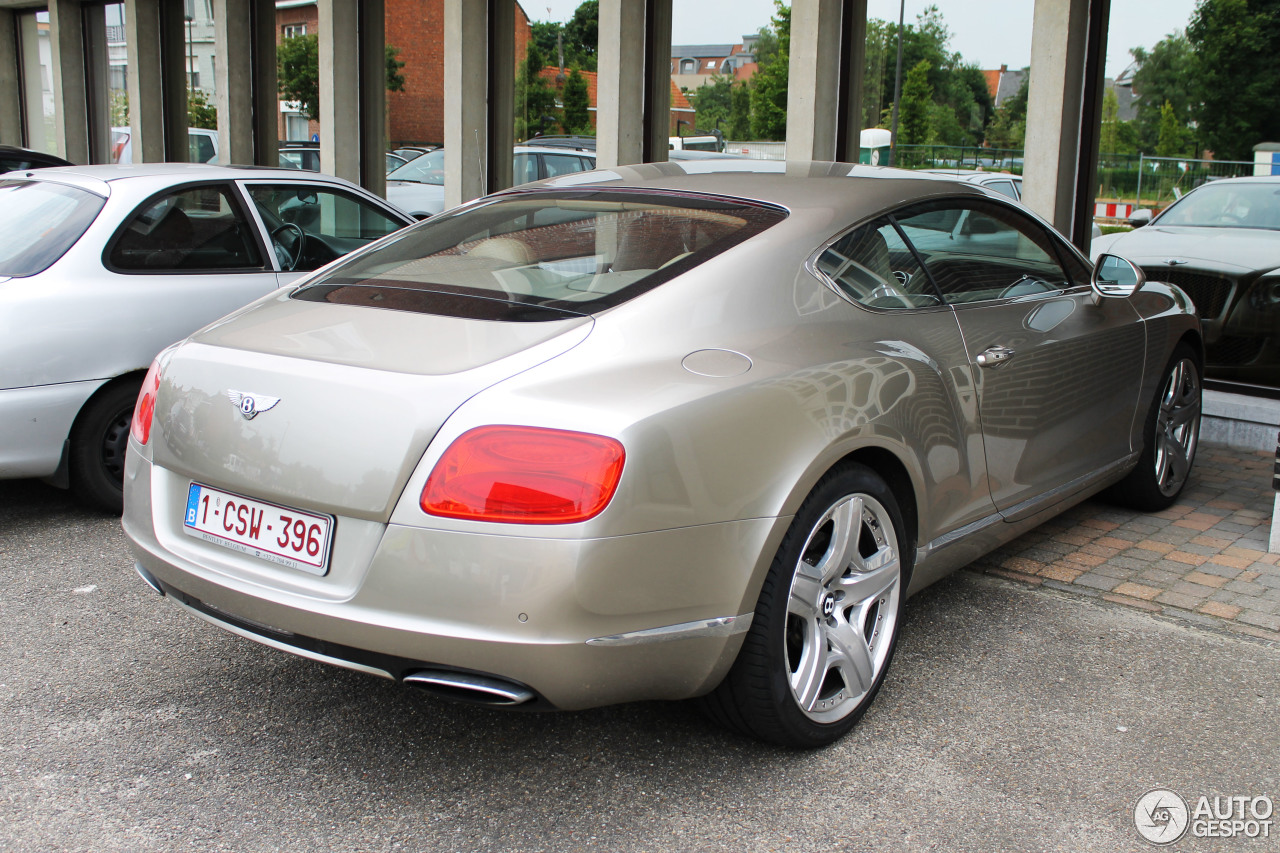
[69,380,141,514]
[1106,344,1201,512]
[701,464,911,748]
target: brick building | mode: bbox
[536,67,695,137]
[275,0,533,147]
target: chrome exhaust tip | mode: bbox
[403,669,535,706]
[134,562,165,597]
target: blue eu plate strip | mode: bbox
[185,483,201,526]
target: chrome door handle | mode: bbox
[976,345,1016,368]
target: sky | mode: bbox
[530,0,1201,79]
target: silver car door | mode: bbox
[897,199,1146,516]
[102,181,281,347]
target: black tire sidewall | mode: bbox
[69,380,142,514]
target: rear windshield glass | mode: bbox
[293,190,786,320]
[0,180,105,276]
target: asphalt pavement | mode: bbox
[1,477,1278,853]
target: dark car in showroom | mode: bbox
[1092,175,1280,391]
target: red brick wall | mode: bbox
[386,0,534,147]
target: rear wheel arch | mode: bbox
[67,370,147,512]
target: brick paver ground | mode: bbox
[966,442,1280,641]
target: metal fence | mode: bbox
[1099,154,1255,211]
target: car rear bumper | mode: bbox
[122,452,787,710]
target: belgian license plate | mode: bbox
[182,482,333,576]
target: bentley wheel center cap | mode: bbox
[821,593,837,618]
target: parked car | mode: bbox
[385,145,597,217]
[1091,175,1280,388]
[112,126,218,164]
[122,161,1201,747]
[922,169,1103,245]
[0,145,74,172]
[277,142,410,175]
[391,145,436,162]
[0,164,415,511]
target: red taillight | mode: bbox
[130,359,162,445]
[421,426,625,524]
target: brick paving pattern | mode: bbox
[967,443,1280,641]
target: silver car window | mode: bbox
[815,217,941,310]
[108,184,264,272]
[896,200,1071,305]
[247,184,405,272]
[0,180,104,277]
[294,190,786,319]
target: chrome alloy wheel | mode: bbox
[785,493,901,723]
[1154,357,1200,497]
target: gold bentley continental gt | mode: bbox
[123,161,1201,747]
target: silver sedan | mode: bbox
[0,164,414,511]
[122,161,1201,747]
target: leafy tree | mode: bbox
[748,1,790,140]
[563,0,598,71]
[109,90,129,127]
[690,76,733,132]
[728,81,752,139]
[561,67,592,134]
[1155,99,1191,157]
[515,43,558,140]
[187,88,217,130]
[277,34,405,121]
[1187,0,1280,161]
[898,59,933,147]
[1129,33,1195,153]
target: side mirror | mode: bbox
[1127,209,1153,228]
[1092,253,1146,300]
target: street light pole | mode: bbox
[888,0,905,167]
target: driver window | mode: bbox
[247,185,404,272]
[815,217,940,309]
[894,201,1071,304]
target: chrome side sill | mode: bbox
[169,597,395,680]
[586,613,753,647]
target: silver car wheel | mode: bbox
[1154,356,1200,497]
[785,493,901,724]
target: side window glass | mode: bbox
[895,201,1071,304]
[247,185,405,272]
[110,184,263,271]
[543,153,590,178]
[815,217,941,309]
[189,134,215,164]
[514,152,537,184]
[986,180,1017,199]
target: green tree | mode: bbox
[515,43,558,140]
[277,34,405,120]
[1155,99,1190,157]
[1129,33,1195,153]
[898,59,933,147]
[561,67,591,134]
[1187,0,1280,161]
[728,81,752,139]
[187,88,217,130]
[748,1,790,140]
[690,76,733,132]
[563,0,598,71]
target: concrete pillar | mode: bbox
[787,0,867,162]
[252,0,279,167]
[1023,0,1098,242]
[357,0,385,193]
[642,0,671,162]
[597,0,646,168]
[83,7,110,162]
[0,11,21,147]
[124,0,165,163]
[487,0,514,195]
[444,0,489,208]
[319,0,359,181]
[214,0,255,167]
[158,1,190,161]
[50,0,90,164]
